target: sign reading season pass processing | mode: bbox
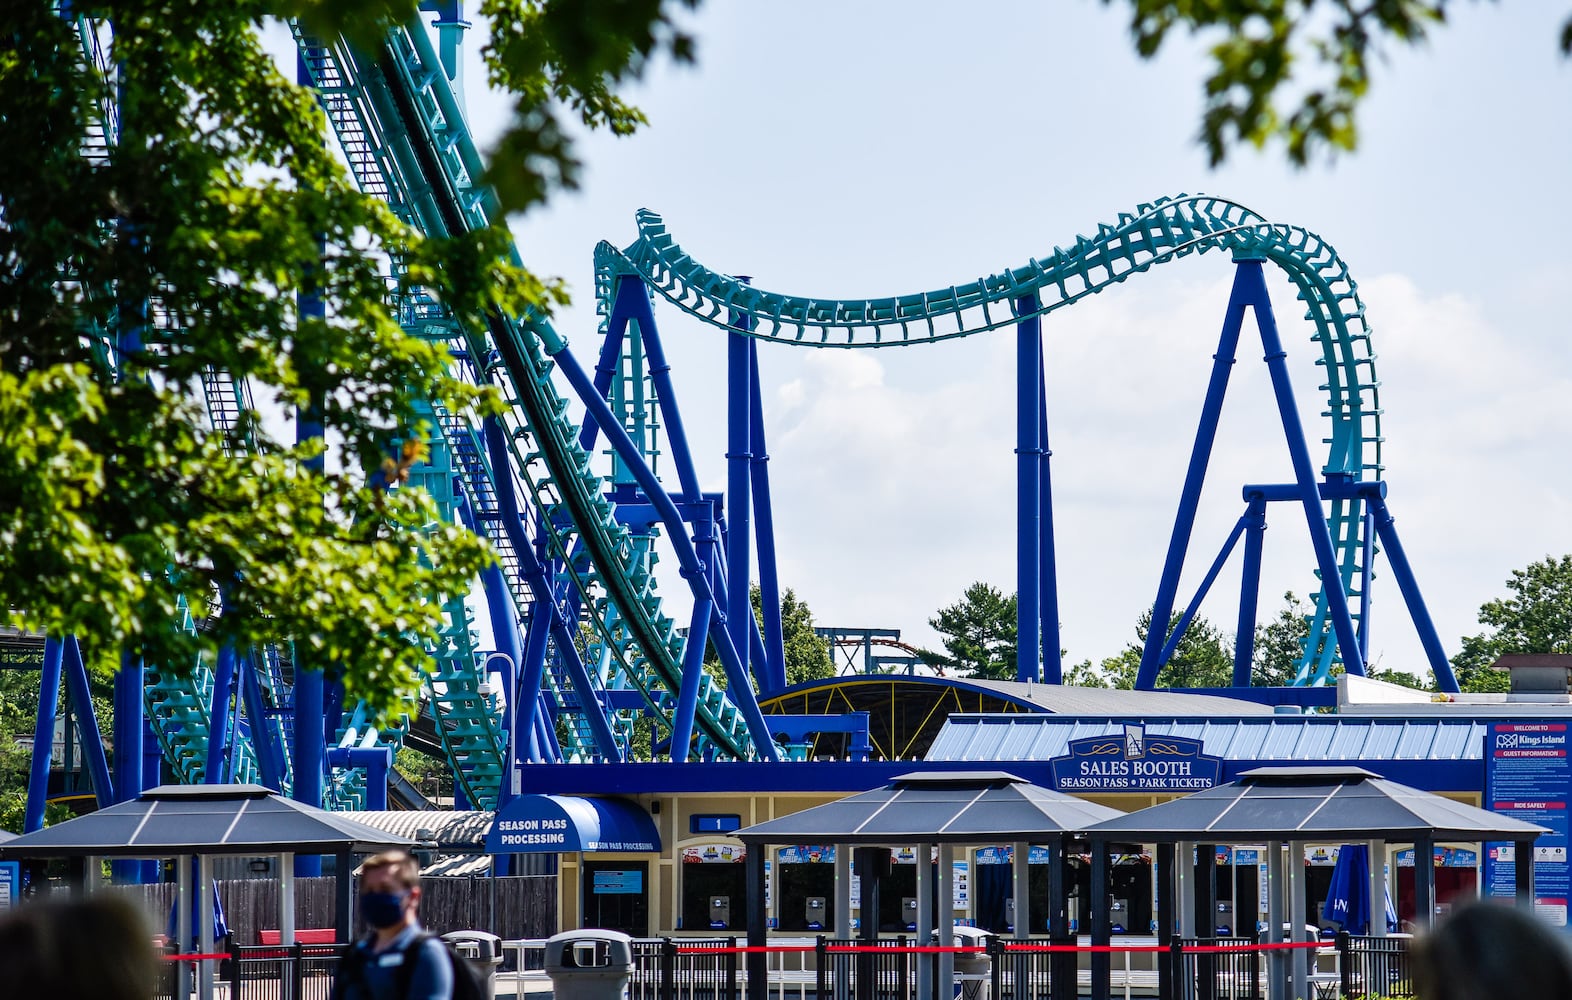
[1051,725,1222,792]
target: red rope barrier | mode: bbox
[672,939,1330,957]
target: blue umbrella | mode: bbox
[166,864,230,948]
[1321,844,1396,935]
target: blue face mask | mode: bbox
[360,890,407,929]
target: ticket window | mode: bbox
[777,856,837,932]
[877,862,918,932]
[681,843,747,932]
[1213,860,1259,935]
[1070,856,1153,935]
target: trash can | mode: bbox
[544,929,635,1000]
[947,926,992,1000]
[443,931,504,1000]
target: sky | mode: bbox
[427,3,1570,681]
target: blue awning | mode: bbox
[486,795,659,854]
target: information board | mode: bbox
[592,869,643,895]
[0,862,17,910]
[1484,721,1571,925]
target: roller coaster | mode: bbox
[22,5,1460,837]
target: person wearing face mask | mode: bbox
[331,850,454,1000]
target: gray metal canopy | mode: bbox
[1084,766,1549,842]
[0,784,414,859]
[736,770,1124,844]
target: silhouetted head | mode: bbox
[0,895,158,1000]
[1414,900,1572,1000]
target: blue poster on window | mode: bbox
[592,870,644,894]
[1484,722,1571,926]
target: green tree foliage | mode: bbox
[1451,555,1572,694]
[1081,608,1236,689]
[1253,591,1311,687]
[769,587,835,687]
[1104,1,1572,166]
[702,584,833,690]
[918,582,1018,680]
[0,669,86,833]
[0,1,693,717]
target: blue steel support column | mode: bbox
[292,49,326,877]
[1137,265,1251,689]
[550,345,778,761]
[205,645,238,783]
[1245,258,1366,677]
[1038,359,1063,684]
[292,667,324,875]
[482,418,622,760]
[726,295,755,688]
[1016,296,1043,683]
[1367,496,1459,692]
[517,600,551,762]
[1359,506,1375,665]
[239,658,284,790]
[749,341,787,694]
[1233,495,1268,686]
[1158,516,1249,666]
[110,649,142,821]
[24,638,64,832]
[577,287,629,455]
[626,276,725,754]
[61,638,113,808]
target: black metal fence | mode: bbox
[1174,936,1262,1000]
[153,942,343,1000]
[817,937,919,1000]
[989,936,1080,1000]
[631,937,741,1000]
[142,930,1412,1000]
[1337,931,1415,999]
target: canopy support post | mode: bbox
[1288,840,1308,1000]
[915,841,933,1000]
[280,852,296,945]
[937,844,956,996]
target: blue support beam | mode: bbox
[749,341,787,694]
[1015,296,1042,683]
[1038,348,1062,683]
[550,345,778,761]
[1367,495,1459,692]
[1244,258,1365,678]
[205,644,238,784]
[240,654,284,791]
[1137,266,1251,688]
[1359,505,1376,665]
[24,638,64,832]
[1159,515,1250,667]
[61,637,113,809]
[1233,496,1268,686]
[482,417,623,761]
[726,301,754,689]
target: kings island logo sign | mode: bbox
[1050,725,1222,793]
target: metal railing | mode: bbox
[146,931,1410,1000]
[1337,931,1416,999]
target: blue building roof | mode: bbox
[926,714,1489,764]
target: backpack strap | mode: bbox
[394,931,445,999]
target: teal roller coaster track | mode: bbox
[26,7,1458,837]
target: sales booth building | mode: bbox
[492,700,1572,937]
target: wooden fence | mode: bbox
[101,874,556,944]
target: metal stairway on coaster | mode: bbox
[598,196,1384,686]
[291,19,763,773]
